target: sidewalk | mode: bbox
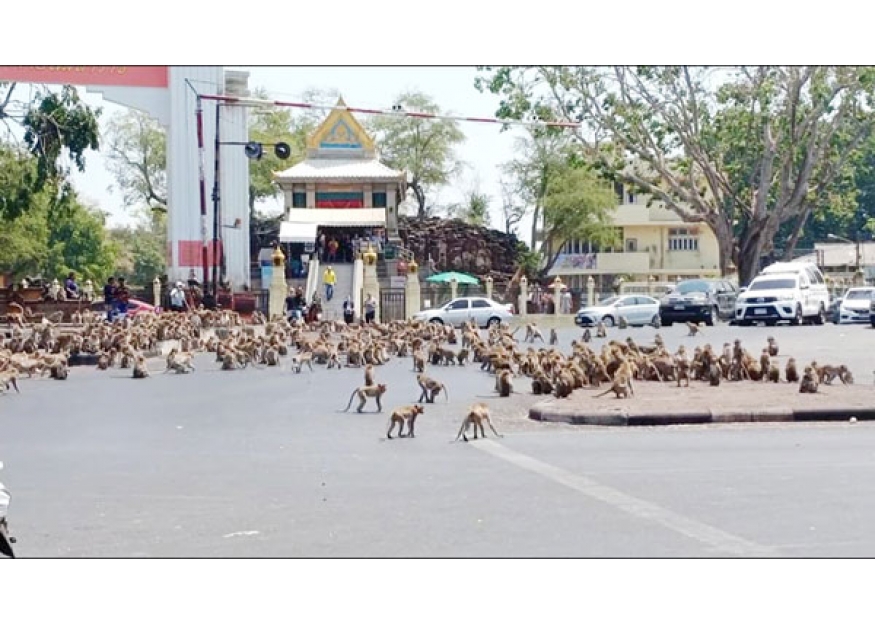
[529,380,875,426]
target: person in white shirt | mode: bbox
[169,282,188,313]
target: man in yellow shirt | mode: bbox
[323,266,337,302]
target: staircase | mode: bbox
[319,263,355,321]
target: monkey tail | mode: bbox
[594,388,612,398]
[10,377,19,393]
[343,389,356,412]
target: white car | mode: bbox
[833,287,875,324]
[735,272,827,326]
[574,294,661,327]
[413,297,514,328]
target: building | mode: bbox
[273,98,407,253]
[546,183,722,292]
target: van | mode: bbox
[735,269,829,326]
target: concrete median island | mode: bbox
[529,380,875,426]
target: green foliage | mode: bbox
[515,244,542,279]
[367,91,466,217]
[476,66,875,284]
[104,110,167,211]
[106,209,167,287]
[0,144,39,220]
[450,189,491,227]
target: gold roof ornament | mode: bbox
[364,243,378,266]
[272,244,286,267]
[408,256,418,274]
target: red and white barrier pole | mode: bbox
[194,95,209,289]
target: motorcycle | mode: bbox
[0,462,16,558]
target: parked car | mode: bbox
[831,287,875,324]
[90,298,158,318]
[659,279,738,326]
[574,294,660,327]
[412,297,513,328]
[734,272,827,326]
[759,261,830,316]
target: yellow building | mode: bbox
[547,183,721,292]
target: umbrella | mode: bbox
[426,271,480,285]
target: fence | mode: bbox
[380,288,406,322]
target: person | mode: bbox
[285,287,306,321]
[364,293,376,324]
[327,238,339,263]
[561,289,573,314]
[64,272,80,299]
[343,296,355,324]
[323,265,336,301]
[169,282,188,313]
[103,276,117,321]
[318,231,326,262]
[115,278,131,317]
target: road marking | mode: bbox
[474,439,777,557]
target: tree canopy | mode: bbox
[477,66,875,284]
[367,90,465,218]
[104,109,167,212]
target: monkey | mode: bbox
[617,316,628,330]
[49,362,68,380]
[221,353,238,371]
[416,373,448,403]
[686,321,703,336]
[785,358,800,384]
[582,328,592,343]
[456,347,469,366]
[263,348,280,367]
[364,364,376,386]
[343,383,388,413]
[799,366,819,394]
[767,364,780,383]
[326,352,342,370]
[613,360,636,397]
[767,336,779,357]
[97,353,110,370]
[496,369,514,397]
[132,356,150,379]
[594,374,633,399]
[708,363,721,386]
[164,349,195,374]
[760,349,771,382]
[0,370,20,394]
[595,321,607,339]
[549,328,558,346]
[524,323,545,343]
[290,352,314,373]
[412,351,427,373]
[818,364,853,385]
[119,352,133,369]
[676,359,691,387]
[386,404,424,439]
[455,403,502,442]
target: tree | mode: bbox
[455,189,491,227]
[477,66,875,285]
[498,177,526,235]
[0,83,100,193]
[104,110,167,211]
[367,91,465,217]
[540,163,619,272]
[106,208,167,287]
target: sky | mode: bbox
[68,66,531,238]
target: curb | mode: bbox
[529,403,875,426]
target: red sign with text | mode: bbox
[0,66,168,88]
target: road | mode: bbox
[1,320,874,557]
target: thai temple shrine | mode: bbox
[274,98,407,257]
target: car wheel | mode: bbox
[813,304,826,326]
[662,320,673,327]
[738,320,752,327]
[487,316,501,328]
[602,315,615,327]
[429,318,444,325]
[789,305,803,326]
[651,314,661,328]
[705,306,717,326]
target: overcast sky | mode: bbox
[69,66,530,237]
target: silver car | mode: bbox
[413,297,514,328]
[575,294,661,327]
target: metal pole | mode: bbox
[195,96,209,291]
[212,101,221,299]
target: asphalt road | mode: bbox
[2,320,875,557]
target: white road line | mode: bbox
[474,439,778,557]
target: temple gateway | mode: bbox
[274,98,407,259]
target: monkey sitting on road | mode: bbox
[364,364,376,386]
[582,328,592,343]
[708,363,721,386]
[617,316,628,330]
[386,404,424,439]
[785,357,799,383]
[455,403,502,442]
[412,351,427,373]
[799,366,819,394]
[595,321,607,339]
[343,383,388,413]
[416,373,448,403]
[456,348,470,366]
[132,356,150,379]
[686,321,704,336]
[495,369,514,397]
[549,328,558,346]
[165,348,195,374]
[767,336,779,357]
[49,362,68,380]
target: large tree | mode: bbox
[367,91,465,218]
[104,109,167,211]
[106,208,167,287]
[477,66,875,285]
[497,177,526,236]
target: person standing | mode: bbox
[64,272,80,299]
[103,276,117,321]
[343,296,355,324]
[323,265,337,302]
[169,282,188,313]
[327,237,339,263]
[114,278,130,317]
[364,293,377,324]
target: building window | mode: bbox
[626,238,638,252]
[614,182,624,204]
[373,192,387,208]
[627,191,635,204]
[292,192,307,208]
[668,228,699,251]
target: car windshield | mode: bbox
[675,280,711,295]
[597,296,619,306]
[845,290,874,300]
[748,278,796,291]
